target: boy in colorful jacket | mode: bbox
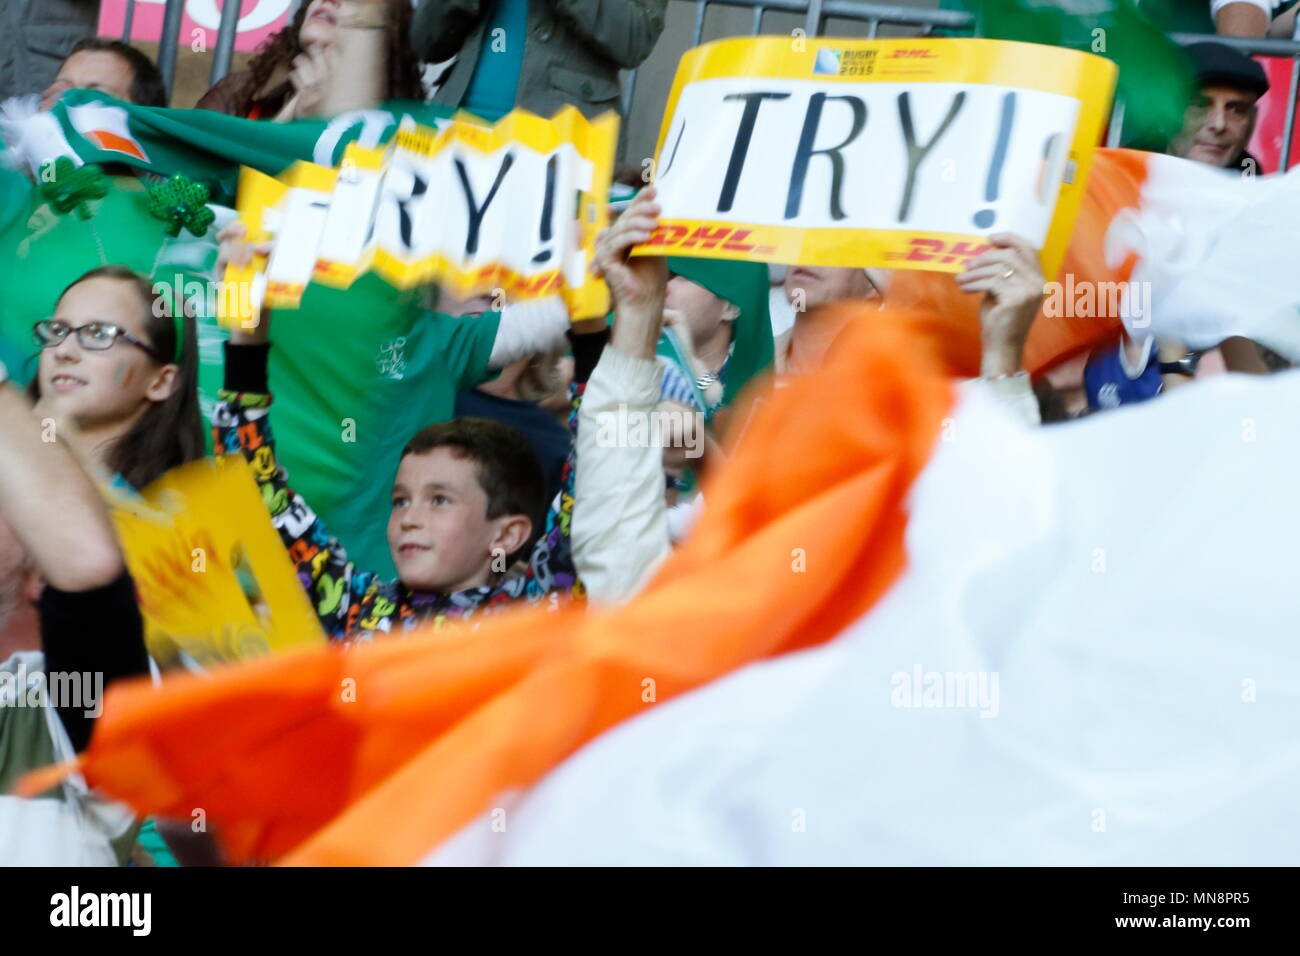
[211,249,609,644]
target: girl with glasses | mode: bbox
[27,265,203,491]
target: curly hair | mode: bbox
[235,0,422,114]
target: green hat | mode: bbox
[665,256,774,406]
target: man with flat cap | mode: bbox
[1169,41,1272,171]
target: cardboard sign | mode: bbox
[98,0,292,55]
[111,456,325,668]
[634,37,1116,279]
[221,108,618,325]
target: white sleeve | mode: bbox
[573,346,673,605]
[1210,0,1277,19]
[963,372,1041,427]
[487,297,572,369]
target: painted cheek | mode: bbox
[114,362,134,388]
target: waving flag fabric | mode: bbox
[34,284,1300,865]
[26,303,958,865]
[429,370,1300,866]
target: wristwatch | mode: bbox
[1157,352,1200,377]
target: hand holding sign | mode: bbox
[595,188,673,363]
[594,186,667,360]
[218,220,274,342]
[955,232,1046,378]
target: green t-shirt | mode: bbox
[266,285,501,576]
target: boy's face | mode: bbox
[387,448,530,594]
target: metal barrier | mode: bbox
[622,0,974,117]
[210,0,245,87]
[155,0,187,99]
[121,0,137,44]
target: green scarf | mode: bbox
[35,90,455,204]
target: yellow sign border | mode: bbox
[634,36,1117,279]
[219,107,618,326]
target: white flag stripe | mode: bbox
[426,373,1300,865]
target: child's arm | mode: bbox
[571,186,674,603]
[212,224,373,638]
[516,187,678,604]
[212,341,371,638]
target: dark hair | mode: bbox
[401,418,546,563]
[29,266,204,490]
[68,37,168,108]
[234,0,421,116]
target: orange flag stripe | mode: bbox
[58,304,955,865]
[85,129,149,162]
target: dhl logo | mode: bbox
[884,238,990,264]
[888,49,936,59]
[464,266,564,296]
[644,224,771,253]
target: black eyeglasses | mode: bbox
[34,319,165,362]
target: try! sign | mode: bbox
[635,37,1116,279]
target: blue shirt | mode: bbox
[462,0,529,123]
[1084,337,1162,412]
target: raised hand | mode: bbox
[276,43,337,122]
[956,232,1046,378]
[217,221,273,344]
[592,186,668,359]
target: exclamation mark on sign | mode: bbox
[532,154,558,264]
[973,92,1016,229]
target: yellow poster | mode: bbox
[220,106,618,327]
[111,456,325,667]
[633,37,1116,279]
